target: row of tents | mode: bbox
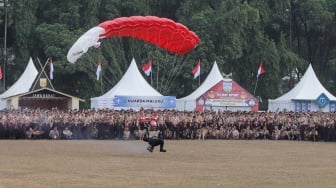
[1,58,336,112]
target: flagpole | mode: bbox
[198,72,200,86]
[254,61,264,96]
[150,69,153,85]
[253,77,259,96]
[100,75,103,95]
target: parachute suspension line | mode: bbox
[165,34,190,90]
[166,54,189,93]
[155,52,159,91]
[129,29,142,67]
[160,53,178,94]
[105,34,124,87]
[129,28,135,61]
[66,16,200,95]
[158,52,168,93]
[155,26,163,92]
[97,44,110,86]
[118,27,132,74]
[144,26,153,86]
[157,29,177,93]
[131,29,142,63]
[155,49,161,92]
[161,27,188,94]
[67,16,200,65]
[100,58,114,90]
[107,38,120,76]
[159,35,175,94]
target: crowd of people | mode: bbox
[0,107,336,142]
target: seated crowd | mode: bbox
[0,107,336,142]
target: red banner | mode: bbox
[196,79,259,111]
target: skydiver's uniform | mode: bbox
[143,117,166,152]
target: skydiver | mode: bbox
[143,115,166,152]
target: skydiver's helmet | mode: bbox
[149,120,158,131]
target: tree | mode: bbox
[2,0,336,109]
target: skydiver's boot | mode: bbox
[159,140,166,152]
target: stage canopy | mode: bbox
[268,64,336,112]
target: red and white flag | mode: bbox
[50,57,54,80]
[257,62,265,78]
[192,59,201,79]
[96,61,102,80]
[142,60,152,76]
[0,66,2,80]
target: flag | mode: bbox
[142,60,152,76]
[192,59,201,79]
[50,57,54,80]
[0,66,2,80]
[257,62,265,78]
[96,61,102,80]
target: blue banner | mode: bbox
[113,95,176,108]
[330,102,336,112]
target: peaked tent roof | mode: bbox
[0,57,38,99]
[268,64,336,112]
[179,61,223,100]
[176,61,259,111]
[30,57,55,91]
[270,64,336,102]
[91,58,162,101]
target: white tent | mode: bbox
[176,61,223,111]
[91,58,163,109]
[176,61,259,111]
[268,64,336,112]
[0,57,38,109]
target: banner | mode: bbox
[113,96,176,108]
[97,98,114,109]
[196,79,259,111]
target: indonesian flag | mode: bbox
[257,62,265,78]
[142,60,152,76]
[192,59,201,79]
[50,57,54,80]
[96,61,102,80]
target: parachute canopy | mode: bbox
[67,16,200,63]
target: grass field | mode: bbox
[0,140,335,188]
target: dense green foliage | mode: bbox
[1,0,336,110]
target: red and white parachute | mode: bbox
[67,16,200,63]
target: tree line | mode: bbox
[1,0,335,110]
